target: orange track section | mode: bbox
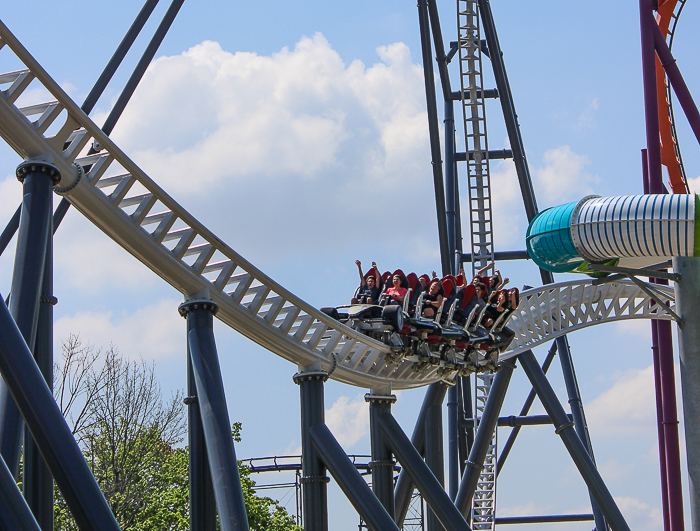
[656,0,688,193]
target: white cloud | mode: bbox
[486,145,596,248]
[0,176,21,218]
[585,365,656,437]
[325,393,368,448]
[614,496,664,531]
[534,145,597,204]
[54,298,183,360]
[597,459,634,481]
[687,175,700,195]
[488,160,524,248]
[615,318,652,339]
[103,35,435,261]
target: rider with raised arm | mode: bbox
[352,260,382,304]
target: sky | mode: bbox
[1,1,700,529]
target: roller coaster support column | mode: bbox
[672,257,700,531]
[0,293,120,530]
[425,390,445,531]
[455,360,514,515]
[0,454,41,531]
[417,0,450,275]
[477,0,537,221]
[0,161,57,477]
[519,351,630,531]
[24,196,55,530]
[186,331,216,530]
[394,382,448,527]
[180,300,249,531]
[640,0,663,184]
[366,392,396,519]
[556,336,608,531]
[380,412,472,530]
[651,13,700,153]
[294,370,329,531]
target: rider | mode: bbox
[421,280,444,318]
[351,260,382,304]
[385,271,408,306]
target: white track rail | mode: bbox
[0,22,678,390]
[502,279,676,360]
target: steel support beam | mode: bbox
[454,149,513,162]
[672,257,700,531]
[0,292,120,530]
[293,370,329,531]
[477,0,538,222]
[0,162,57,477]
[180,300,249,531]
[640,0,663,188]
[556,336,607,531]
[380,412,472,531]
[459,375,474,471]
[0,205,20,258]
[394,382,448,527]
[23,201,54,530]
[425,398,445,531]
[311,423,399,531]
[0,454,41,531]
[186,333,216,531]
[652,19,700,150]
[447,383,459,502]
[497,341,557,474]
[519,351,630,531]
[462,414,571,428]
[454,361,515,515]
[366,393,396,519]
[417,0,450,275]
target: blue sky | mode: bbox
[1,1,700,529]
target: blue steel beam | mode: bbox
[23,202,55,529]
[380,412,472,531]
[394,382,448,527]
[0,453,41,531]
[181,300,249,531]
[454,361,515,514]
[0,292,120,530]
[311,423,400,531]
[366,394,396,519]
[186,338,216,530]
[0,162,57,477]
[519,351,630,531]
[294,371,329,531]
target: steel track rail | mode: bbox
[0,21,678,390]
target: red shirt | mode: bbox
[386,287,407,299]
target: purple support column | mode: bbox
[656,311,685,531]
[652,19,700,148]
[640,0,663,187]
[652,322,671,531]
[644,148,672,531]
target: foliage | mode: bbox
[52,335,299,531]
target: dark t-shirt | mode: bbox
[357,285,381,304]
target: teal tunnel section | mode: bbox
[527,194,699,273]
[525,200,583,273]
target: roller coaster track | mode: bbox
[0,21,679,393]
[657,0,689,193]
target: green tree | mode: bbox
[53,335,299,531]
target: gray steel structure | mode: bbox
[0,2,695,531]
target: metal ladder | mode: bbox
[472,372,496,530]
[457,0,494,277]
[457,1,497,529]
